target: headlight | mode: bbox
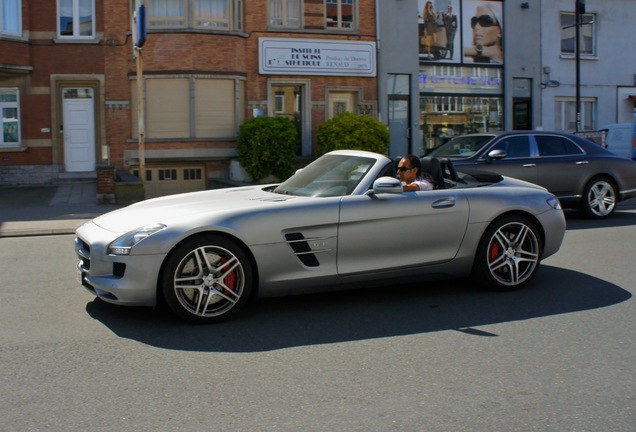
[547,196,562,210]
[108,223,166,255]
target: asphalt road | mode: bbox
[1,209,634,432]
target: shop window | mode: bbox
[269,0,300,28]
[1,0,21,35]
[133,77,241,139]
[420,95,503,151]
[325,0,355,30]
[58,0,95,38]
[0,88,20,147]
[560,12,595,56]
[554,97,596,132]
[147,0,243,31]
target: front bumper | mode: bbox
[75,223,166,306]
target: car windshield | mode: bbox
[274,154,375,197]
[428,135,496,159]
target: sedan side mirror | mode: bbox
[486,149,507,163]
[371,176,403,194]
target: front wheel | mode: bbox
[473,215,542,291]
[161,235,253,324]
[579,176,617,219]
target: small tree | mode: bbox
[316,112,389,156]
[237,116,298,182]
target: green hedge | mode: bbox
[316,112,389,156]
[237,116,298,182]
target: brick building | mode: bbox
[0,0,378,195]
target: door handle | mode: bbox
[576,161,589,165]
[522,163,536,167]
[432,197,456,208]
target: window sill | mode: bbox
[0,145,27,152]
[53,37,102,45]
[144,28,248,38]
[560,54,598,61]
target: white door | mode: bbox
[63,88,95,172]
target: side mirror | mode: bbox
[486,149,507,163]
[371,176,403,194]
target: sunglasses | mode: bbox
[471,14,499,29]
[397,166,415,172]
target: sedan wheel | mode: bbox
[161,235,253,324]
[473,216,541,291]
[580,177,617,219]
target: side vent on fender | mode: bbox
[284,233,321,267]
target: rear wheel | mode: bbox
[161,235,253,324]
[579,176,617,219]
[473,215,541,291]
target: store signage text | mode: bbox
[420,73,502,94]
[259,38,376,77]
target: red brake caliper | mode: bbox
[221,256,236,294]
[489,241,501,262]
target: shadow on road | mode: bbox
[86,265,631,352]
[564,207,636,231]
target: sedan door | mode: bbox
[475,135,538,185]
[532,134,589,196]
[336,189,469,275]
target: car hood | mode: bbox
[91,185,293,233]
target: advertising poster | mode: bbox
[462,0,504,64]
[418,0,461,63]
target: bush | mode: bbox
[237,116,298,182]
[316,112,389,156]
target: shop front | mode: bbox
[417,0,504,152]
[419,65,503,151]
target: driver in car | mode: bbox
[397,155,434,191]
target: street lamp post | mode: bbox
[575,0,585,132]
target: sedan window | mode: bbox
[429,135,495,159]
[490,136,531,158]
[535,135,584,156]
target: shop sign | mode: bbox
[259,38,376,77]
[419,66,502,94]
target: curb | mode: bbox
[0,219,90,238]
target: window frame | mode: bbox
[268,0,301,29]
[325,0,355,31]
[554,97,597,132]
[133,76,242,140]
[0,0,22,36]
[560,11,596,57]
[57,0,96,39]
[146,0,243,31]
[0,88,21,148]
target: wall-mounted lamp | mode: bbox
[521,2,530,9]
[539,66,560,89]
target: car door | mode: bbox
[336,189,469,275]
[476,135,538,185]
[532,134,589,196]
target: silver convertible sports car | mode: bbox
[75,150,566,323]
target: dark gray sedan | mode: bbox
[428,131,636,218]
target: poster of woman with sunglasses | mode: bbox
[462,0,504,64]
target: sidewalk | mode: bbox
[0,182,122,238]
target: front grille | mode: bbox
[75,237,91,270]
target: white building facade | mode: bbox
[377,0,636,156]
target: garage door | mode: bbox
[135,166,206,199]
